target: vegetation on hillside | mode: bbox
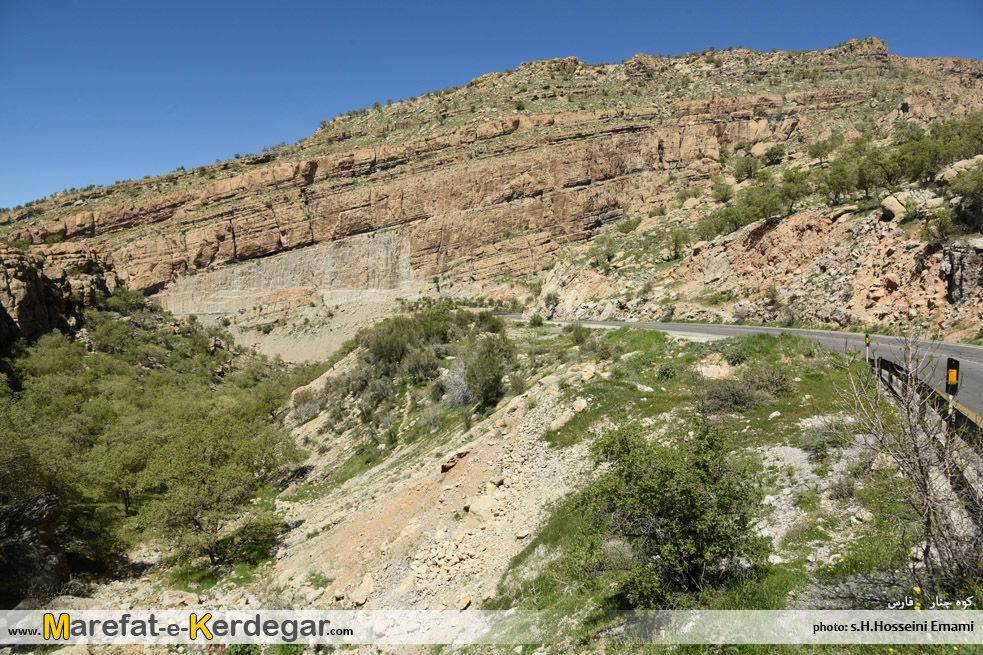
[697,112,983,242]
[489,325,981,638]
[0,290,326,601]
[285,302,522,494]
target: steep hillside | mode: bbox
[3,37,983,349]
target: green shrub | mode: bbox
[617,216,642,233]
[10,239,30,250]
[656,363,677,381]
[573,422,768,607]
[711,179,734,204]
[733,156,760,181]
[648,204,667,217]
[741,366,796,396]
[582,336,618,360]
[44,234,64,244]
[701,379,771,412]
[800,423,852,462]
[529,313,544,327]
[461,334,517,408]
[720,342,748,365]
[807,132,844,163]
[667,227,690,259]
[677,187,702,202]
[564,323,589,345]
[763,144,786,165]
[828,475,856,500]
[402,347,439,382]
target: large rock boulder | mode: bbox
[936,155,983,186]
[880,193,907,221]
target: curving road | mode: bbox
[503,316,983,420]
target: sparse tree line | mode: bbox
[696,112,983,243]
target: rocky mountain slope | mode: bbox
[3,37,982,348]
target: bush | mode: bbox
[800,423,852,462]
[711,179,734,203]
[10,239,30,250]
[677,187,702,202]
[582,336,618,360]
[291,388,320,423]
[529,313,544,327]
[421,403,444,432]
[225,645,261,655]
[648,204,667,217]
[428,378,446,403]
[402,347,439,382]
[763,144,786,165]
[828,475,855,500]
[461,334,517,408]
[701,379,771,412]
[733,156,760,181]
[443,371,472,408]
[564,323,589,345]
[719,342,748,365]
[573,422,768,607]
[667,228,690,259]
[656,363,677,381]
[617,216,642,233]
[741,366,796,396]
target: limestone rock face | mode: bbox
[0,244,115,344]
[943,245,982,304]
[1,40,981,333]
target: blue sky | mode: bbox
[2,0,982,209]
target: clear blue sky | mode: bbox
[2,0,981,209]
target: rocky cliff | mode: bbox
[2,38,982,342]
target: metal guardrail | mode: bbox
[869,347,983,525]
[871,353,983,451]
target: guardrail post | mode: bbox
[946,358,960,432]
[946,358,960,397]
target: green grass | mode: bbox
[712,564,809,609]
[166,559,269,593]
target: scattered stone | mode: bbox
[441,450,470,473]
[581,364,596,381]
[457,593,471,610]
[515,530,529,540]
[158,590,199,609]
[572,398,588,413]
[351,573,373,606]
[468,495,499,523]
[550,410,574,431]
[768,411,781,420]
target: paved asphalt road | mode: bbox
[502,316,983,420]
